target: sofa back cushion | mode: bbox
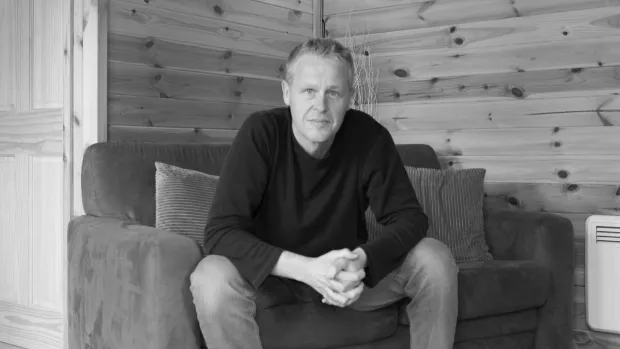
[81,142,231,226]
[81,141,440,226]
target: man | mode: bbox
[189,38,458,349]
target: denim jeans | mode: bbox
[189,237,459,349]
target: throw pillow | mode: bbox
[154,162,219,254]
[365,167,492,263]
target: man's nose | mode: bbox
[313,93,328,112]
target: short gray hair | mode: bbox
[284,38,354,89]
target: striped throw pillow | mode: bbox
[365,167,492,263]
[155,162,218,255]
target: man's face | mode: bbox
[282,54,353,151]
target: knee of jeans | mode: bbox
[190,255,245,306]
[407,238,458,280]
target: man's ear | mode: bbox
[281,80,290,106]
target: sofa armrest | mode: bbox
[484,209,575,349]
[68,215,204,349]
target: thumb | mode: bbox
[335,249,359,260]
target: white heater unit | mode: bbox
[585,214,620,335]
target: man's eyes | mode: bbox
[302,89,340,97]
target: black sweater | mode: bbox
[203,107,428,289]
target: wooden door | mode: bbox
[0,0,70,348]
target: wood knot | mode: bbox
[227,114,233,119]
[571,67,582,73]
[233,91,242,97]
[507,197,519,206]
[483,84,489,90]
[562,31,569,36]
[446,138,451,143]
[616,187,620,196]
[430,77,439,84]
[566,184,579,192]
[393,90,401,99]
[454,37,464,45]
[159,92,169,98]
[364,50,369,56]
[143,0,149,3]
[511,87,524,98]
[213,5,223,15]
[553,126,560,133]
[598,61,603,67]
[236,76,244,83]
[450,26,457,33]
[222,50,233,59]
[194,128,200,134]
[553,141,562,147]
[448,161,454,166]
[131,9,137,15]
[393,69,409,78]
[458,85,466,91]
[279,64,285,73]
[557,170,569,179]
[154,74,162,81]
[145,40,154,49]
[452,150,462,156]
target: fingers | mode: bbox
[322,282,364,308]
[328,249,359,260]
[335,269,365,282]
[321,287,349,307]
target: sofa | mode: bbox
[68,141,575,349]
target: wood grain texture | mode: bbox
[108,94,267,129]
[325,0,620,37]
[252,0,313,14]
[109,0,306,58]
[120,0,313,37]
[345,7,620,56]
[325,0,427,15]
[31,0,64,109]
[0,300,62,349]
[0,109,63,155]
[108,125,237,144]
[373,36,620,81]
[484,182,620,214]
[379,65,620,103]
[378,94,620,131]
[108,33,286,80]
[109,61,284,106]
[438,155,620,184]
[390,126,620,156]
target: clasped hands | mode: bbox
[303,247,367,308]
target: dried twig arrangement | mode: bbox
[339,18,379,121]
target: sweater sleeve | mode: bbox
[202,112,283,289]
[358,128,429,287]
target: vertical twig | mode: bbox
[341,12,379,121]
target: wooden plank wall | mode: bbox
[324,1,620,348]
[106,0,314,143]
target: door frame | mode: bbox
[62,0,108,347]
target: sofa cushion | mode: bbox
[401,260,548,322]
[255,277,398,349]
[154,162,218,254]
[81,142,230,226]
[366,167,492,263]
[81,142,439,227]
